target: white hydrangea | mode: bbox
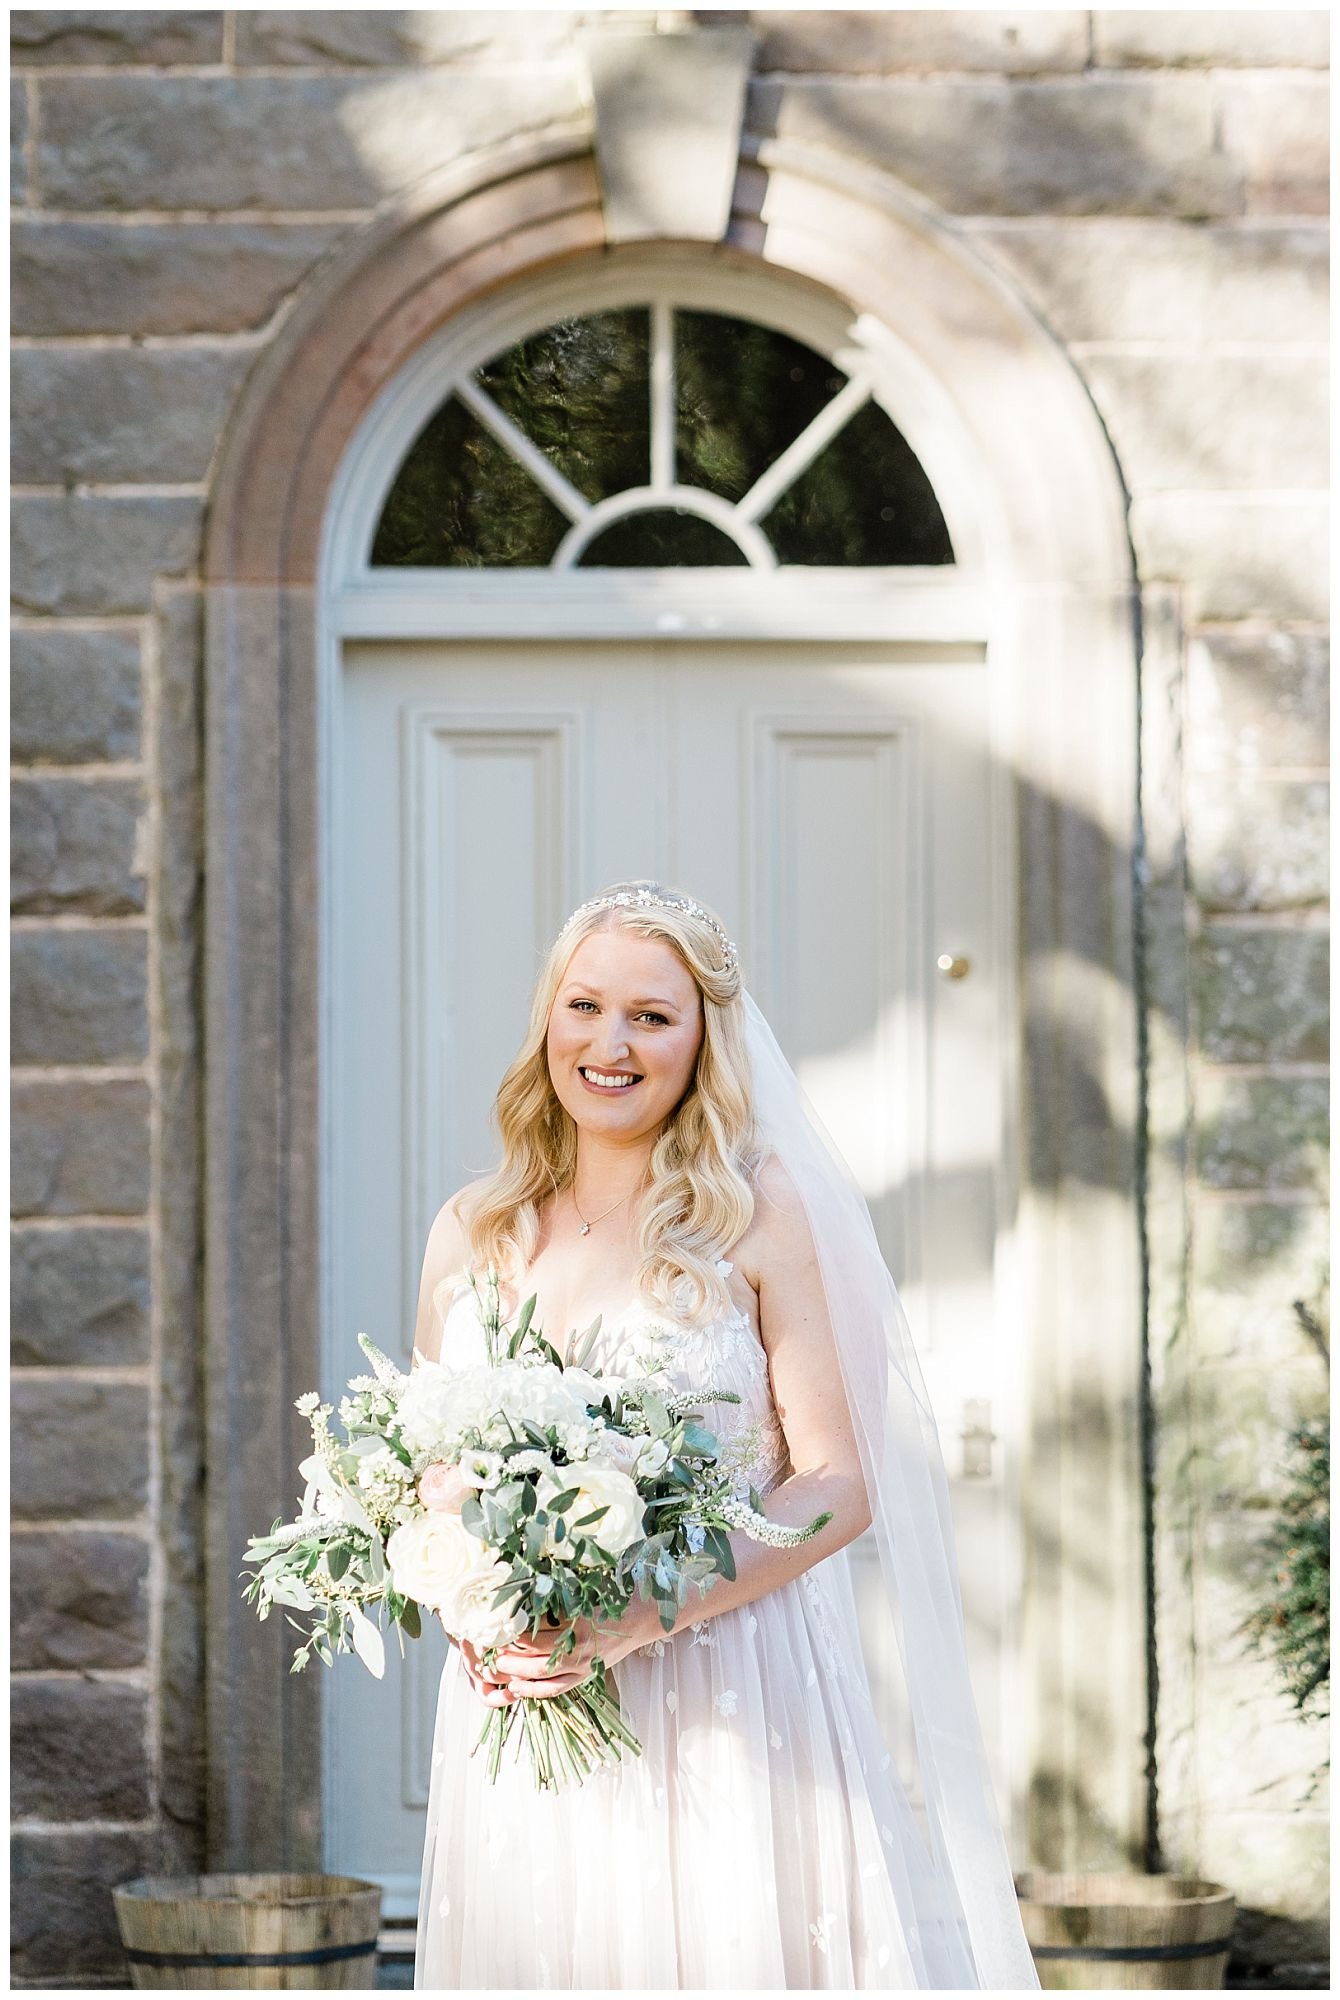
[396,1358,597,1456]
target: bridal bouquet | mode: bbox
[241,1268,832,1789]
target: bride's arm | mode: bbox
[597,1155,873,1661]
[409,1188,474,1370]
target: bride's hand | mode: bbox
[453,1632,521,1707]
[493,1601,663,1700]
[490,1616,600,1700]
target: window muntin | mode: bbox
[371,307,954,570]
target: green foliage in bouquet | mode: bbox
[1239,1283,1329,1744]
[239,1331,428,1677]
[240,1266,835,1790]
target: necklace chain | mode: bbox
[571,1181,638,1237]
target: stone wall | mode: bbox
[10,9,1328,1986]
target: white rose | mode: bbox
[591,1429,642,1477]
[537,1463,645,1564]
[438,1555,528,1649]
[385,1511,480,1611]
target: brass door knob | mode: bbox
[936,953,971,980]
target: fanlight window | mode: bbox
[371,306,954,570]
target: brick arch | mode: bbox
[205,123,1140,1875]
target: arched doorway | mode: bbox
[203,129,1142,1891]
[323,247,1010,1901]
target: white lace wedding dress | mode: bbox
[414,1260,981,1990]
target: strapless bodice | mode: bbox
[433,1259,791,1501]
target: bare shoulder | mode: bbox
[412,1182,486,1367]
[424,1181,482,1278]
[734,1150,814,1291]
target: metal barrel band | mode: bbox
[1031,1938,1230,1961]
[123,1938,378,1968]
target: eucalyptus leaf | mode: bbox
[574,1314,603,1368]
[641,1390,670,1435]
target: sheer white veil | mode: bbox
[742,988,1040,1992]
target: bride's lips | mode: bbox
[577,1066,644,1095]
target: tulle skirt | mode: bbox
[414,1553,982,1989]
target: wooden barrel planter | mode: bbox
[1014,1871,1236,1990]
[112,1873,383,1990]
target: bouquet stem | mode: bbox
[471,1658,643,1791]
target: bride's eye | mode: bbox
[569,1000,667,1025]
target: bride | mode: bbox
[410,882,1039,1990]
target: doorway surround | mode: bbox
[202,115,1143,1879]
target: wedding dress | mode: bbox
[414,1257,983,1990]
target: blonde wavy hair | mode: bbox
[463,880,767,1328]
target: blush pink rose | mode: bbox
[418,1462,472,1514]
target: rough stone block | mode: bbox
[1195,1074,1328,1195]
[1196,1647,1330,1820]
[12,928,148,1066]
[38,70,583,212]
[11,9,224,65]
[1093,12,1330,69]
[1195,1506,1331,1825]
[746,9,1088,73]
[11,627,142,766]
[12,776,147,916]
[1129,497,1328,623]
[1191,1790,1328,1929]
[1192,1198,1331,1369]
[1080,352,1327,493]
[965,219,1328,343]
[749,73,1241,217]
[11,1077,151,1218]
[1216,74,1330,216]
[12,495,202,617]
[1193,926,1329,1064]
[235,8,575,65]
[11,1678,149,1821]
[12,347,251,487]
[12,220,346,337]
[11,1530,149,1669]
[1187,776,1328,914]
[11,1224,150,1366]
[11,1378,149,1520]
[12,77,28,203]
[11,1827,161,1985]
[1187,630,1329,776]
[1196,1361,1328,1512]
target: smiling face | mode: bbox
[547,926,705,1144]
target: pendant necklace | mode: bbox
[572,1183,638,1236]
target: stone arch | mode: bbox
[204,119,1141,1873]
